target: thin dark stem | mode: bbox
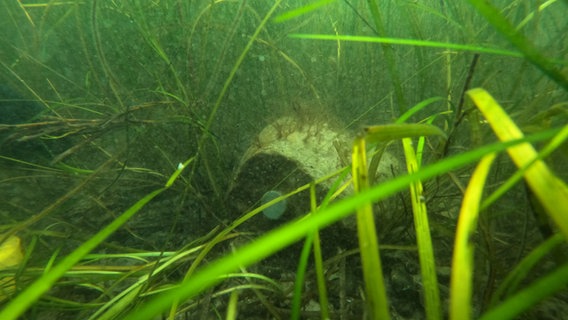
[442,53,480,157]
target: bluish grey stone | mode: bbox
[261,190,286,220]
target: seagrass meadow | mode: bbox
[1,1,567,319]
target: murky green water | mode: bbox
[1,1,567,319]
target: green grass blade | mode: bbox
[225,291,239,320]
[402,138,441,320]
[312,230,329,319]
[515,0,559,31]
[272,0,335,23]
[165,157,195,187]
[310,183,330,320]
[291,232,313,320]
[288,34,555,60]
[352,136,390,320]
[95,285,143,320]
[291,178,337,320]
[396,96,446,124]
[450,153,496,320]
[364,123,447,143]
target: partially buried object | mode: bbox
[227,114,400,231]
[227,115,352,231]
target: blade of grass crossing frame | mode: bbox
[467,88,568,239]
[225,291,239,320]
[352,136,390,320]
[396,96,446,124]
[310,183,330,319]
[272,0,334,23]
[450,153,496,320]
[402,138,441,320]
[291,175,339,320]
[312,230,329,319]
[288,34,528,59]
[364,123,447,143]
[291,184,316,320]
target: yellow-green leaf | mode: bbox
[467,88,568,239]
[450,154,496,320]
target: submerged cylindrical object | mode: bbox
[227,115,351,230]
[227,115,400,232]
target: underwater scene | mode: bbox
[1,1,567,319]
